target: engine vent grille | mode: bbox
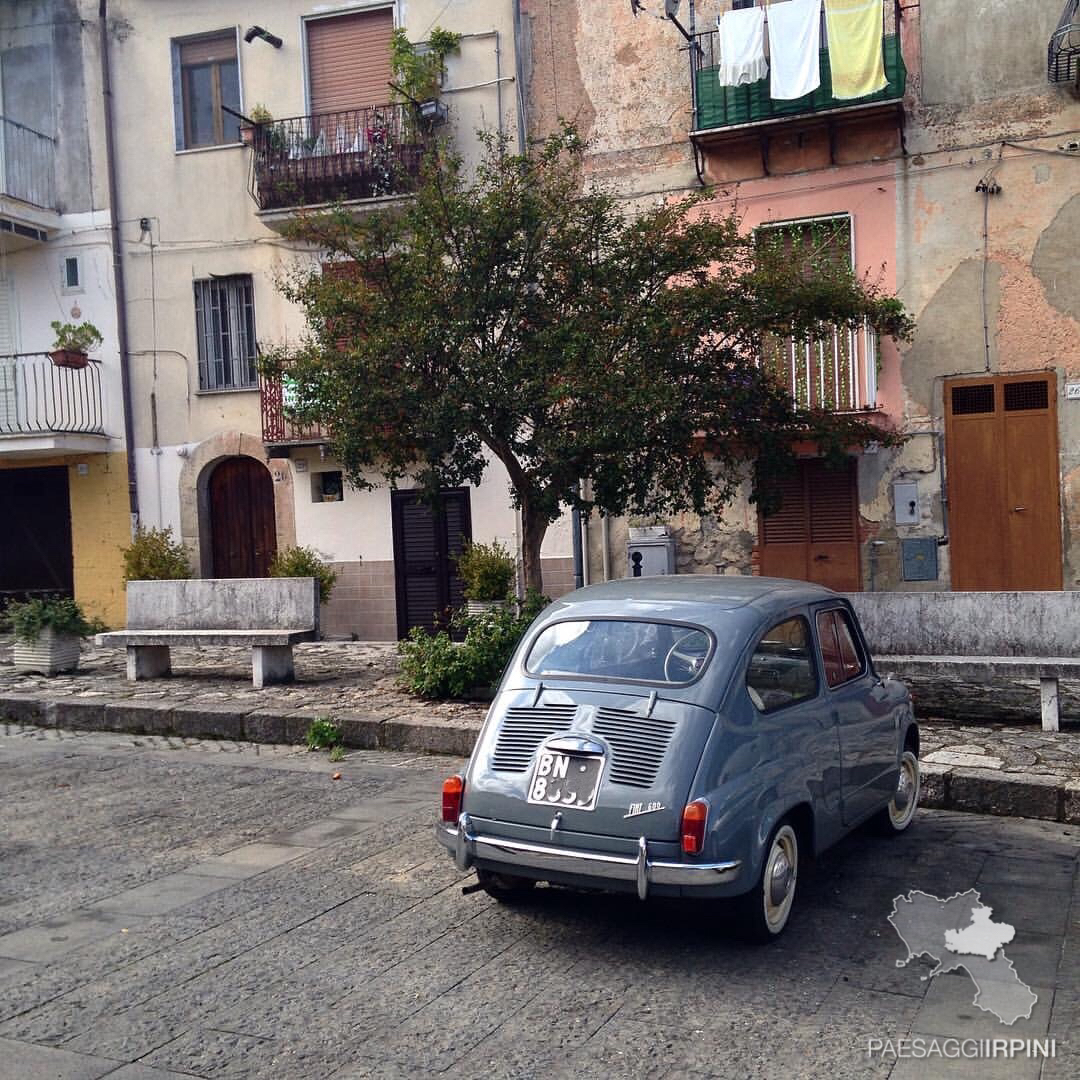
[490,704,577,772]
[592,707,677,788]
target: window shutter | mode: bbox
[180,34,236,66]
[306,9,395,115]
[808,461,857,544]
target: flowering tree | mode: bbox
[269,127,913,593]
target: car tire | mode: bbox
[735,820,799,943]
[873,747,920,836]
[476,868,537,904]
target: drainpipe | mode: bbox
[571,506,584,590]
[99,0,139,527]
[601,514,611,582]
[511,0,528,152]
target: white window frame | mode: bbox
[170,27,245,153]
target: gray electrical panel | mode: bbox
[901,537,938,582]
[893,481,919,525]
[626,537,677,577]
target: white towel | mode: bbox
[717,7,768,87]
[768,0,822,100]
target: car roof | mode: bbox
[551,574,839,612]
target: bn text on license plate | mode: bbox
[527,751,603,811]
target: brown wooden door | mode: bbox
[208,457,277,578]
[391,488,471,637]
[759,458,861,591]
[946,374,1061,590]
[306,9,395,115]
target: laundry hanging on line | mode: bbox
[716,5,768,87]
[767,0,822,100]
[824,0,887,99]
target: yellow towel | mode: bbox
[824,0,888,100]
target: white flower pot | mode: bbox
[12,628,82,676]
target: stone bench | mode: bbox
[850,592,1080,733]
[96,578,319,688]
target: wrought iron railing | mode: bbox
[692,0,904,133]
[762,321,878,412]
[1049,0,1080,83]
[260,372,325,445]
[0,117,56,209]
[0,354,106,437]
[249,103,429,212]
[0,356,106,436]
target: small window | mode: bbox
[951,384,995,415]
[312,470,343,503]
[1003,380,1049,412]
[816,608,865,688]
[746,616,817,712]
[61,256,81,293]
[194,275,257,391]
[174,32,241,149]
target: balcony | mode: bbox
[0,117,58,248]
[249,103,429,231]
[762,322,878,413]
[1049,0,1080,83]
[0,354,110,457]
[691,1,905,148]
[260,373,326,452]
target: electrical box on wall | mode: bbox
[901,538,938,582]
[893,481,919,526]
[626,537,676,577]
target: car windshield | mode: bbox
[525,619,714,685]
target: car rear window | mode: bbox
[525,619,714,685]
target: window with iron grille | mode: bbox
[194,275,257,391]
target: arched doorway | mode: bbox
[207,457,277,577]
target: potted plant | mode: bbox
[7,595,98,675]
[49,320,103,370]
[244,104,274,149]
[457,540,516,617]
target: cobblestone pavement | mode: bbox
[0,729,1076,1079]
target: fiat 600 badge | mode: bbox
[437,576,919,941]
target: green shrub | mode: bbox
[398,590,549,699]
[456,540,516,602]
[122,526,191,582]
[269,546,338,603]
[306,717,342,750]
[6,595,99,643]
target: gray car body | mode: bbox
[437,575,917,899]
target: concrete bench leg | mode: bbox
[1040,677,1060,733]
[252,645,295,688]
[127,645,171,681]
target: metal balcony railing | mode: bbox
[1049,0,1080,83]
[0,117,56,210]
[692,0,905,134]
[260,372,325,446]
[0,354,106,437]
[249,103,430,212]
[762,321,878,412]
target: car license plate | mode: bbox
[527,751,603,811]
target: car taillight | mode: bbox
[681,800,708,855]
[442,774,464,823]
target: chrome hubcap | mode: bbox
[889,752,919,828]
[763,826,798,931]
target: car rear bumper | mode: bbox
[436,814,742,901]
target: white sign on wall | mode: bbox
[1065,384,1080,400]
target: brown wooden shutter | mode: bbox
[307,9,395,115]
[180,34,236,66]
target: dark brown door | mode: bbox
[0,466,73,604]
[208,457,277,578]
[946,374,1061,590]
[391,488,471,637]
[759,458,861,591]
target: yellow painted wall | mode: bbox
[1,453,130,627]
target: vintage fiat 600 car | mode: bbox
[436,576,919,941]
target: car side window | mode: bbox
[746,616,818,712]
[817,608,865,688]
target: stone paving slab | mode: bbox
[3,638,1080,825]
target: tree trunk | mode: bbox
[520,505,548,596]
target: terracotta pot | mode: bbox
[50,349,89,369]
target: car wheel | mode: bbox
[874,748,920,835]
[476,868,537,904]
[736,821,799,943]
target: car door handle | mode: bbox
[1012,506,1026,512]
[813,554,829,562]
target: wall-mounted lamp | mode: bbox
[243,25,282,48]
[417,99,448,125]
